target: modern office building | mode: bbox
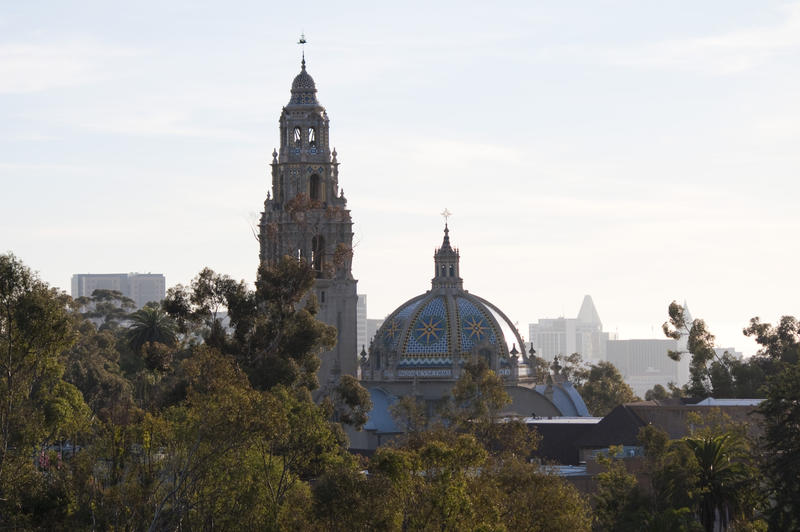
[357,294,368,355]
[127,274,167,309]
[71,273,166,309]
[528,295,610,364]
[606,338,690,397]
[366,318,384,349]
[528,299,717,396]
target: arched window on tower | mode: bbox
[312,235,325,274]
[449,265,454,277]
[293,127,302,146]
[440,265,446,277]
[308,127,316,147]
[309,174,321,201]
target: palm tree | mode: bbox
[126,306,177,354]
[685,433,751,532]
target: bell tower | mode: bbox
[258,52,358,391]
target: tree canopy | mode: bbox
[1,251,795,530]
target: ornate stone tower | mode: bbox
[258,55,358,392]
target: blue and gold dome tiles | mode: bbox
[374,291,516,371]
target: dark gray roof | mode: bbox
[573,404,647,448]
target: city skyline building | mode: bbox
[528,295,612,364]
[525,298,749,396]
[366,318,384,350]
[606,338,690,397]
[70,272,166,309]
[357,294,368,355]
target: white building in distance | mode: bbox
[529,295,610,364]
[357,294,368,355]
[606,338,691,397]
[366,318,384,350]
[528,298,733,396]
[71,273,165,309]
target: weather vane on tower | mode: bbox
[298,32,307,66]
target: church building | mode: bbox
[350,225,590,450]
[259,54,588,446]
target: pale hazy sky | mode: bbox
[2,1,799,355]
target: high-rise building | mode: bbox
[71,273,165,309]
[357,294,368,354]
[366,318,384,349]
[128,274,167,310]
[528,295,610,363]
[258,55,358,394]
[605,301,694,396]
[606,338,689,397]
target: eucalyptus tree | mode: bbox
[0,253,90,525]
[749,317,800,530]
[578,361,638,416]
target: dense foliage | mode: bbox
[0,254,592,530]
[545,353,638,416]
[1,254,796,531]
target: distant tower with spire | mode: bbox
[258,40,358,393]
[529,295,610,363]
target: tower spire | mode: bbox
[298,33,307,69]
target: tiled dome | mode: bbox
[357,225,592,439]
[375,291,522,370]
[289,60,318,105]
[366,225,526,379]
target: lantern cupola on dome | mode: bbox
[432,224,463,290]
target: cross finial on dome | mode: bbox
[441,208,452,225]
